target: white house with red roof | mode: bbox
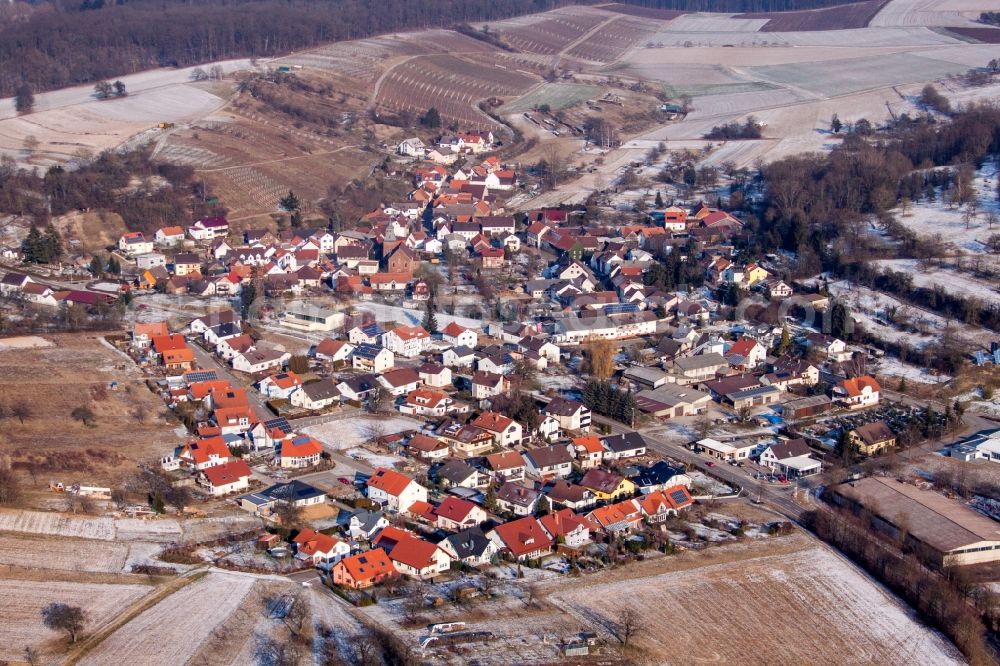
[366,468,427,513]
[434,497,488,532]
[471,411,523,447]
[386,534,452,580]
[441,321,478,348]
[279,435,323,469]
[724,337,766,371]
[382,325,431,358]
[178,437,231,470]
[258,371,303,400]
[199,459,252,496]
[293,528,351,567]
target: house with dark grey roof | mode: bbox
[601,432,648,460]
[438,527,497,566]
[523,444,574,480]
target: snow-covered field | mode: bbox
[874,356,952,384]
[304,415,422,450]
[79,572,256,666]
[0,580,152,662]
[869,0,982,27]
[549,545,964,665]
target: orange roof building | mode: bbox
[332,548,396,589]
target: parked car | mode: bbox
[705,461,715,467]
[337,476,351,485]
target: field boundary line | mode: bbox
[64,568,209,665]
[193,144,361,173]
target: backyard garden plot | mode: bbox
[565,16,660,63]
[869,0,981,27]
[548,545,964,665]
[488,10,611,56]
[749,52,969,97]
[0,579,151,662]
[79,572,257,666]
[500,83,602,113]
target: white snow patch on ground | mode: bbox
[304,415,422,450]
[873,356,951,384]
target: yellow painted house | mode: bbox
[745,263,770,287]
[579,469,635,501]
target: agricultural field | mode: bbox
[374,54,537,129]
[483,9,612,57]
[564,15,661,63]
[0,579,152,662]
[869,0,984,27]
[78,572,257,666]
[499,83,602,114]
[548,542,964,665]
[741,0,892,31]
[747,52,969,97]
[0,334,187,493]
[0,533,131,573]
[661,13,770,32]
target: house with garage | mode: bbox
[378,367,420,396]
[631,461,692,494]
[544,480,596,511]
[336,374,380,403]
[435,459,487,489]
[697,437,756,462]
[349,322,386,345]
[366,468,428,513]
[442,345,476,368]
[405,433,450,461]
[233,347,290,374]
[239,480,327,516]
[587,499,644,535]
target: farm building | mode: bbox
[830,477,1000,567]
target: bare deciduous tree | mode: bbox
[41,603,87,643]
[614,606,642,646]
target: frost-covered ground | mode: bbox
[873,356,951,384]
[891,161,1000,254]
[873,258,1000,302]
[303,415,422,450]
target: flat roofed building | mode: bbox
[831,477,1000,567]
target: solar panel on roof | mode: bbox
[975,351,987,366]
[604,303,638,314]
[993,349,1000,364]
[669,489,688,504]
[185,370,219,383]
[264,417,292,434]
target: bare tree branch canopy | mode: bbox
[614,606,642,646]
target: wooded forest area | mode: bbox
[0,0,570,96]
